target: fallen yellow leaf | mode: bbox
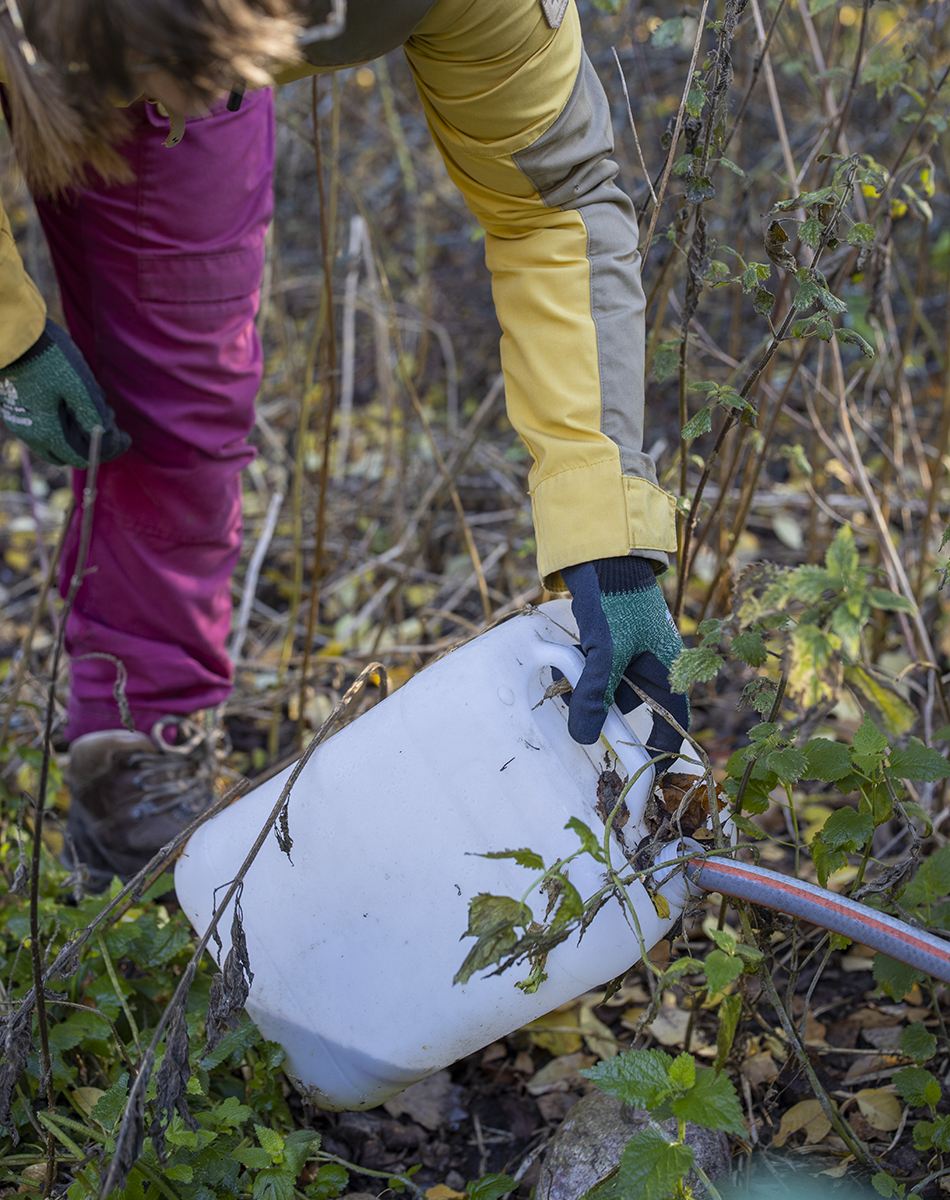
[819,1157,854,1178]
[72,1088,106,1119]
[522,1009,582,1056]
[579,1002,620,1060]
[426,1187,466,1200]
[856,1089,902,1132]
[771,1099,832,1148]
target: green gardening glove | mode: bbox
[0,320,130,467]
[561,556,689,769]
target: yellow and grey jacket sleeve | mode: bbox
[0,192,46,368]
[404,0,677,588]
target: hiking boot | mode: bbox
[65,716,223,891]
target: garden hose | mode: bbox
[687,855,950,985]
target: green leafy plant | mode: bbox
[575,1049,744,1200]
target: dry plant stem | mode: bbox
[611,47,657,207]
[830,339,949,719]
[823,0,872,165]
[350,215,492,626]
[695,346,807,622]
[748,0,798,211]
[299,75,341,747]
[29,429,101,1195]
[720,0,786,158]
[917,258,950,591]
[674,164,858,619]
[641,0,711,269]
[230,489,284,664]
[0,494,75,758]
[100,662,386,1199]
[755,954,874,1169]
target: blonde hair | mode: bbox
[0,0,300,196]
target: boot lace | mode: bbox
[125,715,230,822]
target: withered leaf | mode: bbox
[596,770,629,835]
[0,1010,34,1140]
[205,899,255,1053]
[765,221,798,272]
[149,969,198,1163]
[102,1050,151,1198]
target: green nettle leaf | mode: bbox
[686,176,716,204]
[257,1124,285,1162]
[900,1024,938,1067]
[715,993,743,1073]
[800,218,824,247]
[803,738,852,782]
[908,845,950,904]
[89,1073,130,1133]
[862,59,910,99]
[732,813,767,839]
[889,739,950,782]
[710,927,737,953]
[912,1065,947,1109]
[718,157,745,176]
[566,817,606,863]
[669,646,724,694]
[819,806,874,851]
[652,17,684,47]
[753,287,775,316]
[254,1166,295,1200]
[867,586,914,613]
[305,1163,349,1200]
[454,894,532,984]
[235,1147,274,1170]
[817,287,848,314]
[466,1175,518,1200]
[765,746,807,784]
[668,1052,696,1091]
[682,407,713,440]
[793,278,820,310]
[685,85,707,119]
[731,631,768,667]
[581,1048,672,1108]
[704,949,743,995]
[848,222,876,245]
[671,1068,746,1134]
[480,848,545,870]
[653,341,681,382]
[611,1127,695,1200]
[836,327,875,358]
[852,712,889,760]
[826,522,860,583]
[917,1115,950,1152]
[902,801,934,835]
[872,1171,908,1199]
[873,953,924,1002]
[550,876,584,930]
[811,839,847,888]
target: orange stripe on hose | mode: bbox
[692,857,950,966]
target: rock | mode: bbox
[536,1090,731,1200]
[383,1070,468,1131]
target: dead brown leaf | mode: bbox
[771,1099,832,1148]
[855,1089,902,1132]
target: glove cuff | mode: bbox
[4,330,54,372]
[590,555,658,594]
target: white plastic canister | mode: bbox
[175,600,693,1111]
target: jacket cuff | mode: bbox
[532,459,678,590]
[0,209,47,369]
